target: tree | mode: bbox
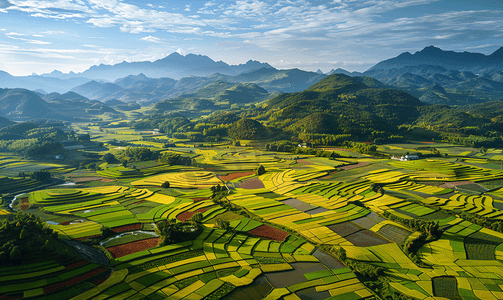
[161,181,170,188]
[121,159,128,167]
[255,165,265,176]
[9,247,22,261]
[102,153,118,163]
[19,228,29,240]
[216,218,230,231]
[191,212,203,223]
[30,170,52,182]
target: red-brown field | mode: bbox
[297,159,313,165]
[239,178,265,189]
[248,224,289,241]
[219,171,255,181]
[71,177,104,183]
[112,223,142,233]
[107,238,160,258]
[19,198,30,211]
[339,162,371,170]
[192,197,212,202]
[176,208,209,222]
[440,181,474,188]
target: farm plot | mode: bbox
[132,171,222,188]
[432,276,462,300]
[377,224,411,244]
[464,231,503,260]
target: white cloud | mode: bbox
[6,31,24,36]
[0,28,6,31]
[42,31,66,34]
[32,34,44,37]
[176,48,186,55]
[185,4,191,11]
[140,35,161,43]
[6,34,52,44]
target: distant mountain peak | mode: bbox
[417,45,443,54]
[490,46,503,58]
[369,45,502,73]
[316,69,324,74]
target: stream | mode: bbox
[9,193,27,209]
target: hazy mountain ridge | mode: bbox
[327,46,503,105]
[70,68,326,105]
[0,89,118,120]
[43,52,274,81]
[369,45,503,73]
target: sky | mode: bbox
[0,0,502,76]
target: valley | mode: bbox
[2,47,503,300]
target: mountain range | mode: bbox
[0,88,118,121]
[1,45,503,118]
[328,46,503,105]
[70,68,326,104]
[43,52,274,81]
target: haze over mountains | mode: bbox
[332,46,503,105]
[1,46,503,120]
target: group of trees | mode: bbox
[0,213,73,263]
[159,152,193,166]
[155,218,202,246]
[331,246,383,279]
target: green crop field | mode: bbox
[4,141,503,300]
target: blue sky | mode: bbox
[0,0,502,76]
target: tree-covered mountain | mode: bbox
[324,47,503,106]
[0,88,56,120]
[257,74,424,137]
[0,88,118,121]
[69,68,325,105]
[153,81,275,113]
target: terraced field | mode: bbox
[4,145,503,299]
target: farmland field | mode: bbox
[4,141,503,300]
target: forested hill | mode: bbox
[258,74,424,137]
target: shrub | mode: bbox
[255,165,265,176]
[9,247,22,261]
[161,181,170,188]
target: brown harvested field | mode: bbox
[19,198,30,211]
[339,162,371,171]
[192,197,212,202]
[377,224,411,244]
[351,216,377,229]
[176,208,209,222]
[312,249,346,270]
[71,176,105,183]
[282,198,317,212]
[239,177,265,189]
[248,224,289,241]
[327,222,362,237]
[345,230,390,247]
[264,262,328,288]
[297,159,313,165]
[112,223,142,233]
[107,237,160,258]
[101,178,114,182]
[439,181,474,188]
[219,171,255,181]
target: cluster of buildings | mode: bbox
[390,154,420,161]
